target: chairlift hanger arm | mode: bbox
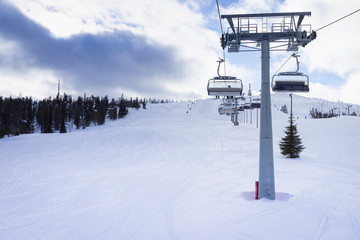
[216,0,227,73]
[294,54,300,72]
[217,58,225,77]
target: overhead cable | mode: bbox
[216,0,223,34]
[216,0,226,75]
[274,52,297,75]
[315,9,360,32]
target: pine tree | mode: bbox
[94,96,101,125]
[72,97,82,129]
[43,101,53,133]
[280,104,288,114]
[142,98,146,109]
[97,96,108,125]
[118,94,128,118]
[279,115,305,158]
[108,98,117,120]
[25,97,35,134]
[53,98,61,131]
[59,100,67,133]
[0,97,5,138]
[133,97,140,109]
[83,96,93,128]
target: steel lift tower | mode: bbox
[220,12,316,200]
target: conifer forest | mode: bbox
[0,94,144,138]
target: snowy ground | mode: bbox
[1,93,360,239]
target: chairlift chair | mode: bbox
[243,103,251,110]
[272,72,309,92]
[207,58,243,97]
[208,76,243,97]
[218,102,235,115]
[250,102,261,109]
[238,106,245,111]
[271,53,309,92]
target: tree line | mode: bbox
[0,94,145,138]
[309,107,359,119]
[309,107,338,119]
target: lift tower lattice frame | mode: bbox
[220,12,316,200]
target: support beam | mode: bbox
[227,18,236,34]
[234,98,239,125]
[259,39,275,200]
[297,15,305,29]
[221,12,311,19]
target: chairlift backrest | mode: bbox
[271,53,309,92]
[250,102,261,109]
[207,76,243,97]
[272,72,309,92]
[218,102,235,115]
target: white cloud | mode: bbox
[280,0,360,74]
[3,0,223,99]
[339,72,360,104]
[221,0,278,14]
[0,67,59,99]
[279,0,360,103]
[3,0,360,104]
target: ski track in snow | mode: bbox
[0,93,360,239]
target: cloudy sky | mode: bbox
[0,0,359,104]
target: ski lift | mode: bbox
[207,58,243,97]
[208,77,243,97]
[218,102,235,115]
[243,103,251,110]
[272,53,309,92]
[250,102,261,109]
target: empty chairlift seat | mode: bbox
[271,72,309,92]
[218,102,235,115]
[250,102,261,109]
[207,76,243,97]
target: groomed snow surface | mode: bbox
[1,93,360,240]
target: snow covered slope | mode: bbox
[0,95,360,239]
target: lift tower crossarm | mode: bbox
[220,11,314,52]
[222,11,311,33]
[221,12,311,20]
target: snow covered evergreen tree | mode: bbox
[59,101,67,133]
[280,104,288,114]
[133,97,140,109]
[107,98,117,120]
[279,115,305,158]
[142,98,146,109]
[118,95,128,118]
